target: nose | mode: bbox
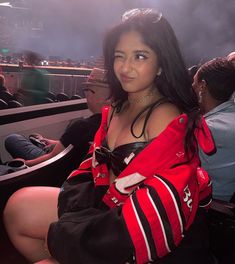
[120,57,133,74]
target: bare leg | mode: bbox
[34,257,59,264]
[4,186,60,263]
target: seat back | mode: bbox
[42,97,54,104]
[71,94,82,100]
[0,91,14,103]
[7,100,23,108]
[56,92,69,101]
[0,99,8,109]
[47,91,56,101]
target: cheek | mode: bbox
[142,65,157,81]
[141,58,158,75]
[95,94,103,103]
[193,84,200,95]
[113,61,121,77]
[85,94,92,103]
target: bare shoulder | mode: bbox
[146,102,181,140]
[152,102,181,120]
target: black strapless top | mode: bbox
[95,138,148,176]
[95,98,168,177]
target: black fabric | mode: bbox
[156,209,216,264]
[57,174,108,217]
[49,176,134,264]
[95,139,147,176]
[60,113,101,166]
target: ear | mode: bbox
[156,67,162,76]
[200,79,207,93]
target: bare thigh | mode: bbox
[4,186,60,240]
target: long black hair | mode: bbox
[103,8,200,156]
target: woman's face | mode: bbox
[113,30,159,95]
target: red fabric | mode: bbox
[194,116,215,154]
[135,188,172,257]
[123,197,150,263]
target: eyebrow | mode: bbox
[114,49,150,54]
[114,50,124,54]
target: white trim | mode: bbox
[146,189,171,253]
[155,175,184,234]
[130,196,153,262]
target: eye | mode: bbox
[114,52,124,60]
[135,53,148,60]
[83,88,95,94]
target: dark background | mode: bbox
[0,0,234,66]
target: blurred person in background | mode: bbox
[17,51,49,106]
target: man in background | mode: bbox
[2,67,110,173]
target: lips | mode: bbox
[120,74,134,83]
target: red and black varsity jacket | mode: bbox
[48,106,215,264]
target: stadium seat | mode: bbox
[56,92,70,102]
[0,91,14,103]
[71,94,82,100]
[0,99,8,109]
[7,100,23,108]
[46,91,56,101]
[42,97,54,104]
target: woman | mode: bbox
[192,57,235,202]
[4,8,215,264]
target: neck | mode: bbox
[127,89,162,111]
[202,97,222,114]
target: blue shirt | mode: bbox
[199,99,235,201]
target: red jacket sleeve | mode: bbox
[122,164,210,264]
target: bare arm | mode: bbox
[25,141,65,167]
[34,257,59,264]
